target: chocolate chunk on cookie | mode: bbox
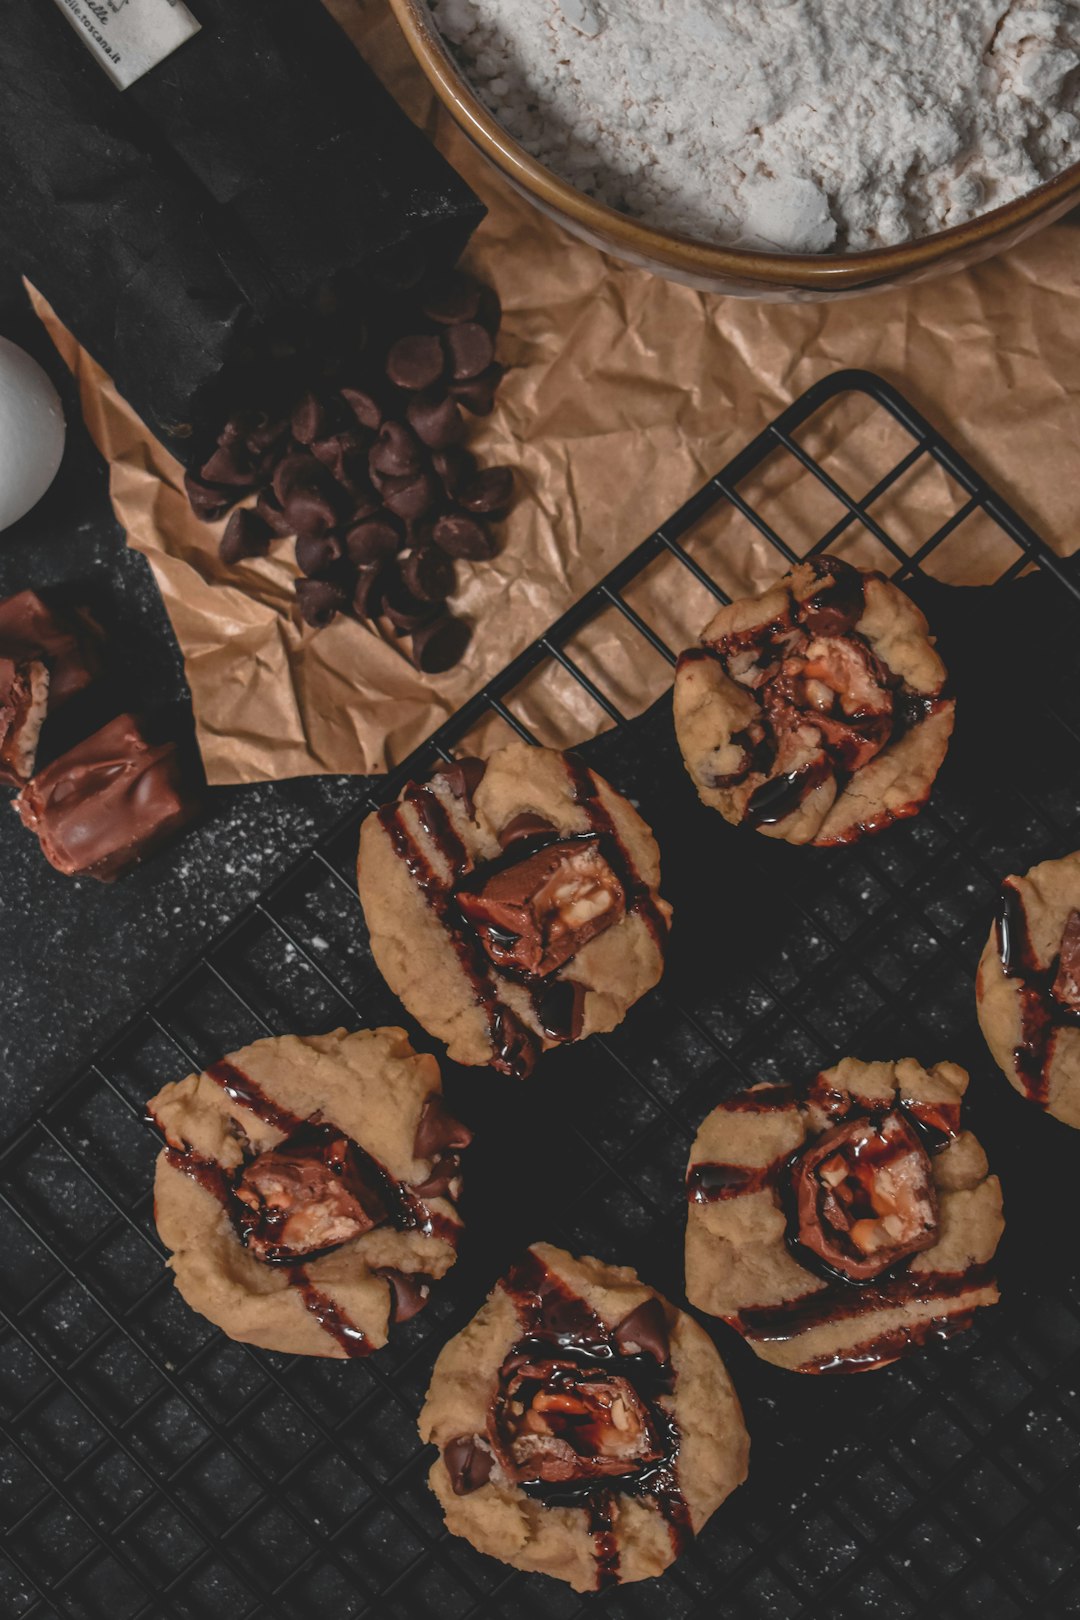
[419,1243,748,1591]
[147,1028,469,1357]
[673,556,954,846]
[357,744,672,1078]
[685,1058,1003,1372]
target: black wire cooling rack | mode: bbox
[4,369,1080,1620]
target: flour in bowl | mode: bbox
[428,0,1080,251]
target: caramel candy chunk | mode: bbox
[491,1357,664,1486]
[14,713,199,881]
[791,1109,938,1283]
[0,588,99,707]
[234,1122,389,1264]
[0,655,48,787]
[458,839,626,976]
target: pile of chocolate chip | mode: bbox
[183,269,513,674]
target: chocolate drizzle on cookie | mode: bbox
[683,555,951,838]
[151,1069,467,1356]
[453,1249,693,1588]
[995,880,1080,1106]
[375,753,667,1076]
[689,1079,993,1373]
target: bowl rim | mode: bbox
[389,0,1080,287]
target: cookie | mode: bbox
[976,850,1080,1127]
[419,1242,748,1591]
[685,1058,1003,1372]
[672,555,955,846]
[147,1027,469,1357]
[357,744,672,1078]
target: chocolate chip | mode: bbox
[421,271,483,326]
[352,565,385,621]
[380,471,439,523]
[498,812,558,848]
[449,364,503,416]
[414,1094,473,1159]
[444,1436,492,1496]
[432,513,497,561]
[219,508,273,565]
[340,386,383,432]
[346,520,401,567]
[438,756,486,810]
[401,546,455,604]
[410,614,470,673]
[285,487,341,538]
[386,333,445,392]
[458,467,513,515]
[445,321,495,382]
[370,420,423,479]
[255,489,295,537]
[200,443,255,487]
[184,472,235,522]
[310,431,366,481]
[296,578,347,628]
[347,484,383,524]
[613,1298,670,1364]
[374,1267,431,1325]
[272,452,317,505]
[382,576,438,632]
[291,391,328,445]
[406,393,464,451]
[295,532,344,576]
[410,1154,462,1200]
[533,979,586,1043]
[244,414,290,456]
[430,447,476,497]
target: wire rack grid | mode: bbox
[3,368,1080,1620]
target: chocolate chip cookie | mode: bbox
[977,850,1080,1127]
[148,1028,469,1357]
[419,1243,748,1591]
[357,744,672,1078]
[685,1058,1003,1372]
[673,556,954,846]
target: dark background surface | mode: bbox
[0,280,365,1129]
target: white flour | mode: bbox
[429,0,1080,251]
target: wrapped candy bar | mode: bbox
[0,0,483,449]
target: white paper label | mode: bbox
[50,0,200,90]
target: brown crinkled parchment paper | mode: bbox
[31,0,1080,785]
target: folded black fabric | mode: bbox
[0,0,483,451]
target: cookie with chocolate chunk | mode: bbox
[419,1243,748,1592]
[673,556,954,846]
[356,744,672,1078]
[977,850,1080,1127]
[685,1058,1003,1373]
[148,1028,469,1358]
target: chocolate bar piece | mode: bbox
[0,590,99,708]
[458,839,626,976]
[0,655,49,788]
[14,713,199,881]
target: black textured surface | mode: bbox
[0,295,363,1125]
[3,372,1080,1620]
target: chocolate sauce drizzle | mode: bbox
[157,1059,461,1354]
[376,754,667,1076]
[995,881,1080,1107]
[496,1250,692,1585]
[687,1158,782,1202]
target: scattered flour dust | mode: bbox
[429,0,1080,250]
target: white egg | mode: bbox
[0,337,66,533]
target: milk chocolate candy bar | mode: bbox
[0,590,100,709]
[0,0,483,449]
[14,713,200,881]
